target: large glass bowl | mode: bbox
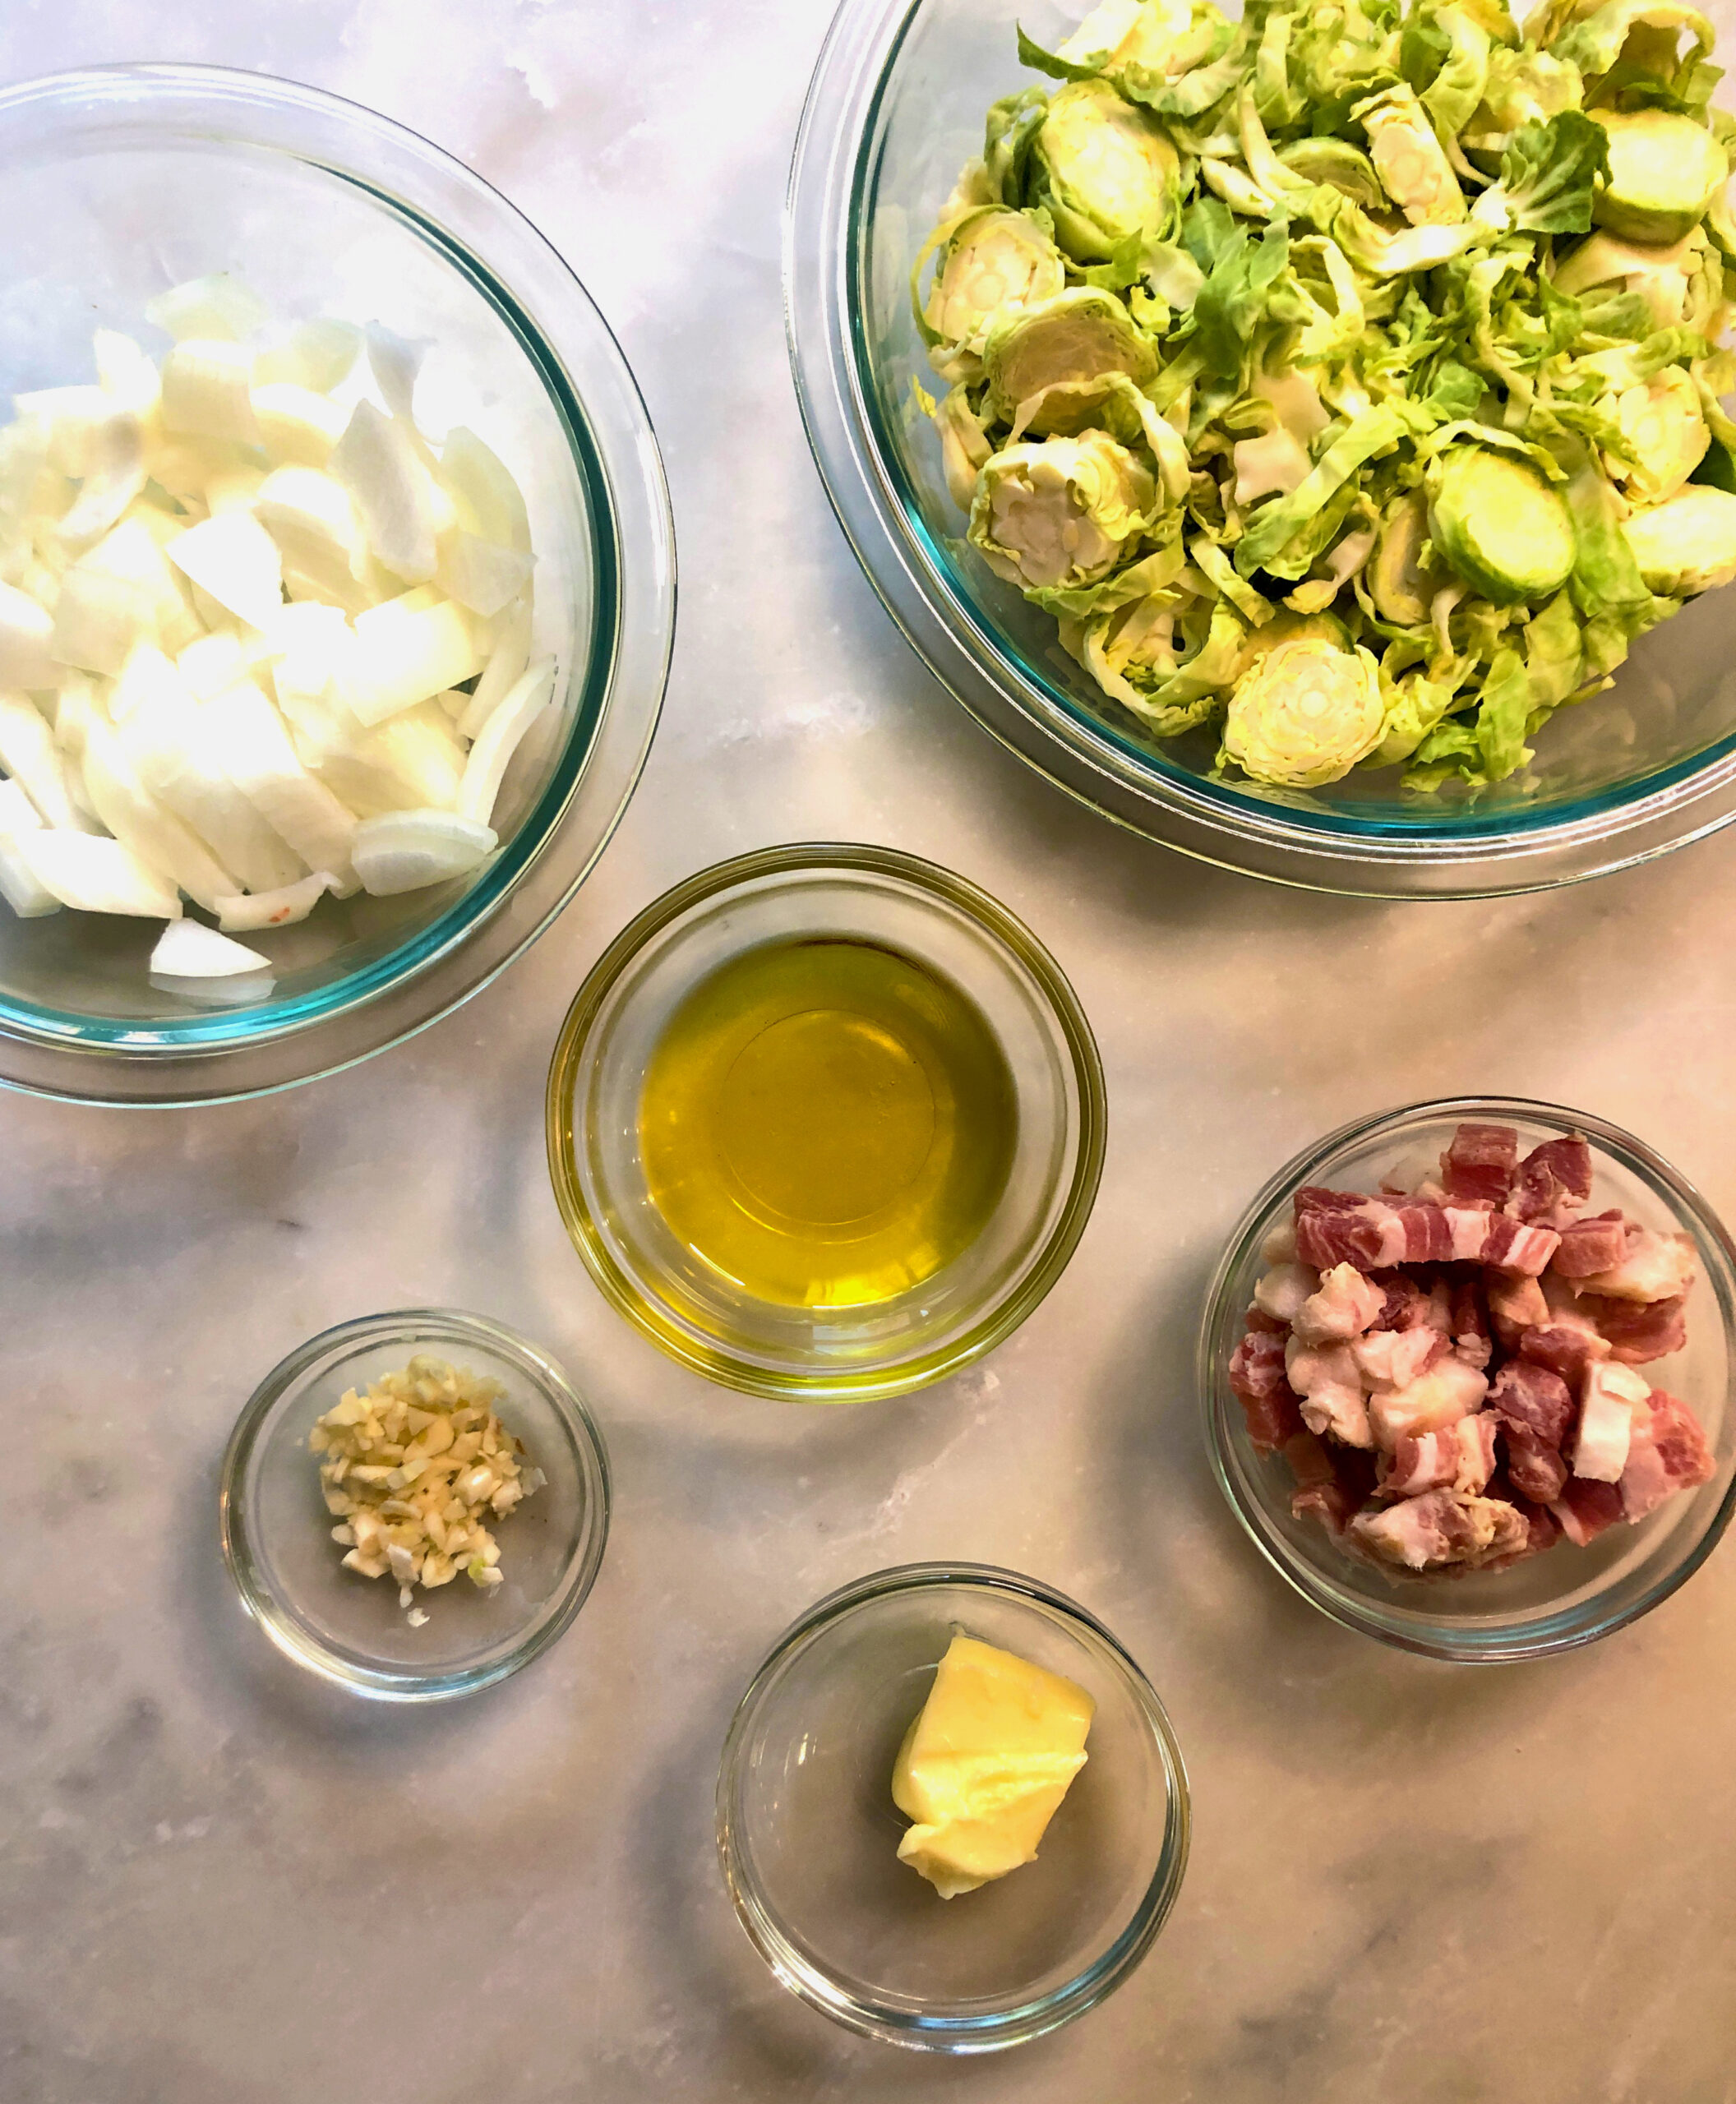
[787,0,1736,897]
[0,65,673,1104]
[716,1563,1190,2051]
[1202,1098,1736,1661]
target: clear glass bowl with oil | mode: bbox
[545,845,1106,1400]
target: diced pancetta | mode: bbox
[1572,1227,1697,1306]
[1552,1209,1629,1279]
[1577,1291,1688,1365]
[1368,1355,1489,1450]
[1285,1334,1374,1448]
[1441,1121,1518,1206]
[1254,1262,1319,1326]
[1508,1134,1594,1229]
[1451,1278,1492,1370]
[1619,1390,1715,1522]
[1488,1355,1575,1505]
[1378,1414,1498,1498]
[1259,1219,1300,1265]
[1352,1324,1446,1390]
[1487,1271,1549,1349]
[1479,1488,1563,1567]
[1295,1193,1558,1275]
[1293,1262,1386,1345]
[1230,1327,1308,1452]
[1351,1488,1528,1571]
[1572,1360,1651,1483]
[1549,1477,1624,1547]
[1285,1430,1375,1535]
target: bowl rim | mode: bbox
[218,1305,612,1700]
[542,840,1109,1403]
[1199,1094,1736,1663]
[0,62,674,1105]
[714,1559,1192,2053]
[785,0,1736,898]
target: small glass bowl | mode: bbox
[1202,1098,1736,1663]
[716,1562,1190,2052]
[545,844,1106,1402]
[219,1308,611,1700]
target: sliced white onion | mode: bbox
[435,529,533,619]
[315,699,466,818]
[150,966,278,1007]
[18,829,180,917]
[365,323,432,423]
[160,340,262,447]
[150,916,270,976]
[457,657,555,826]
[254,468,366,607]
[204,465,267,518]
[0,691,86,828]
[440,427,530,553]
[166,511,284,633]
[82,718,237,911]
[80,516,201,656]
[54,406,145,551]
[13,387,118,478]
[93,330,164,423]
[214,870,333,931]
[201,679,358,888]
[253,317,362,394]
[0,777,58,916]
[330,400,441,584]
[0,576,59,690]
[252,383,348,470]
[145,274,271,343]
[51,562,157,677]
[352,808,496,895]
[347,594,481,727]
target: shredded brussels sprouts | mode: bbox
[921,0,1736,791]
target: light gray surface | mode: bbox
[3,4,1736,2100]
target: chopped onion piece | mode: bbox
[93,330,164,422]
[365,323,432,423]
[253,468,366,607]
[53,408,145,551]
[150,916,270,976]
[0,692,87,829]
[456,593,531,740]
[166,511,284,632]
[0,577,58,690]
[145,273,270,344]
[13,387,118,478]
[19,829,180,916]
[0,778,58,917]
[315,699,465,818]
[352,808,496,895]
[150,966,277,1007]
[204,465,267,518]
[440,427,530,553]
[348,594,482,726]
[214,870,333,931]
[436,529,533,618]
[253,317,362,394]
[202,679,358,887]
[82,718,237,911]
[457,657,555,826]
[160,340,262,447]
[252,383,347,469]
[330,401,440,584]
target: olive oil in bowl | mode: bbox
[639,938,1018,1308]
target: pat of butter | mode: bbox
[890,1633,1095,1899]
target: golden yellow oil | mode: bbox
[638,938,1018,1309]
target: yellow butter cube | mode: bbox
[891,1634,1094,1899]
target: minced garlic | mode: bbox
[310,1354,544,1617]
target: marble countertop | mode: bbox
[5,3,1736,2099]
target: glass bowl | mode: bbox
[1202,1098,1736,1662]
[787,0,1736,898]
[544,843,1106,1401]
[219,1308,611,1700]
[0,65,673,1104]
[716,1562,1190,2052]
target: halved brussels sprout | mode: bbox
[1553,227,1698,327]
[1591,109,1727,244]
[1427,447,1577,603]
[924,208,1069,361]
[1277,137,1388,210]
[1623,484,1736,593]
[1608,365,1708,502]
[982,288,1158,435]
[1033,79,1182,261]
[933,385,994,508]
[1236,608,1351,670]
[1222,636,1386,786]
[1369,490,1451,626]
[1059,0,1226,82]
[1355,85,1468,225]
[967,431,1157,590]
